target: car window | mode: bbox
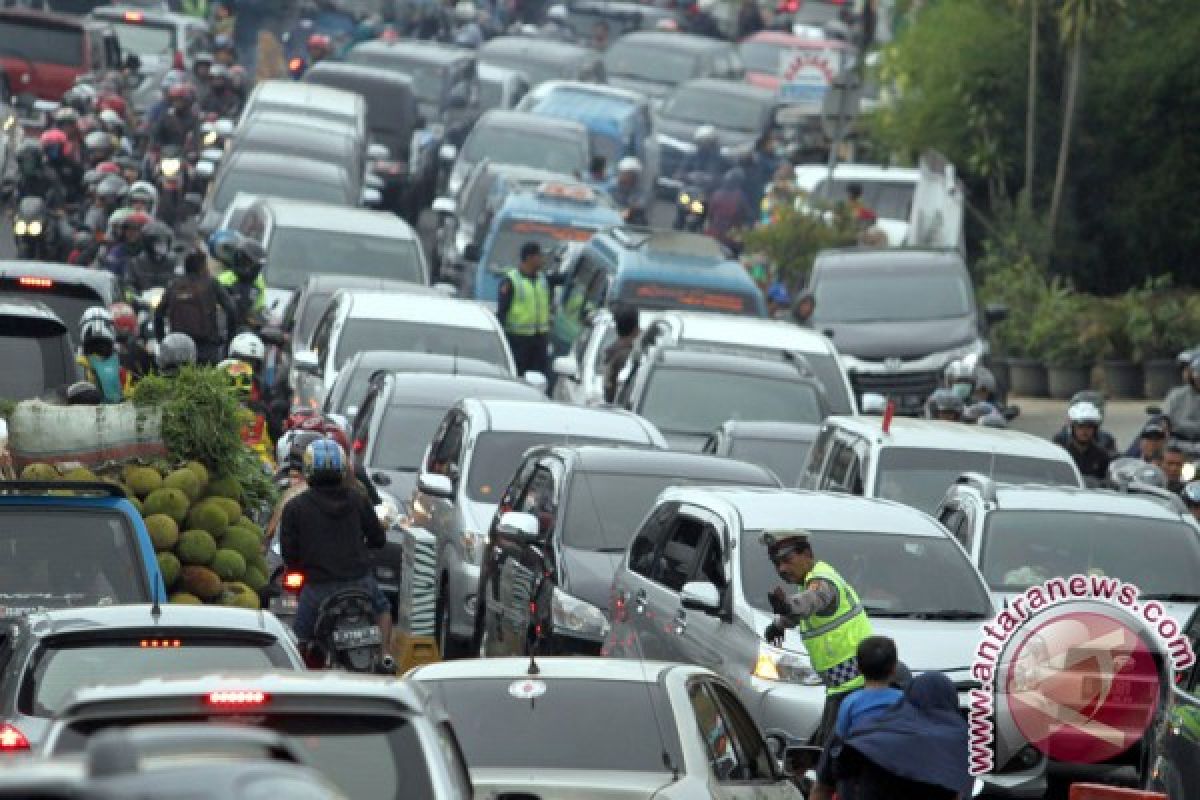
[938,505,970,549]
[709,682,774,781]
[266,230,426,290]
[688,681,749,782]
[334,319,508,372]
[371,404,453,472]
[629,502,677,579]
[728,436,812,488]
[799,424,835,489]
[651,514,708,593]
[308,301,338,363]
[0,330,72,399]
[637,368,825,436]
[427,413,466,480]
[0,21,84,66]
[515,460,563,540]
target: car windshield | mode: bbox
[874,448,1081,514]
[739,40,784,73]
[809,179,915,221]
[462,126,587,174]
[0,332,71,399]
[467,432,627,503]
[729,437,812,487]
[662,89,763,132]
[615,280,761,316]
[0,509,148,618]
[478,78,505,110]
[483,220,599,272]
[27,640,289,716]
[266,229,424,290]
[335,319,507,371]
[606,43,697,85]
[108,22,174,55]
[980,511,1200,595]
[0,23,84,66]
[423,678,680,772]
[638,369,824,435]
[372,405,451,471]
[812,268,973,324]
[55,714,436,800]
[214,170,346,212]
[740,529,993,617]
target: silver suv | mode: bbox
[604,486,1045,798]
[407,398,666,658]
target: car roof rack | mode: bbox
[954,472,997,504]
[0,480,127,498]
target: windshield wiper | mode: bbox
[1139,593,1200,602]
[863,608,988,620]
[592,546,628,553]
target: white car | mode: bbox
[291,288,517,409]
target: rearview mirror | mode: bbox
[417,471,454,498]
[680,581,721,614]
[552,355,578,380]
[984,303,1009,325]
[432,196,456,215]
[496,511,540,543]
[367,143,389,161]
[292,350,320,375]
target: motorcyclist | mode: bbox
[213,33,237,67]
[85,174,128,238]
[453,1,484,47]
[110,300,154,378]
[943,358,978,402]
[1060,401,1111,483]
[1052,390,1118,456]
[705,166,754,250]
[540,4,575,41]
[1164,354,1200,440]
[685,0,722,38]
[217,236,268,331]
[40,129,82,204]
[926,388,965,422]
[295,33,333,77]
[83,130,115,169]
[191,51,215,104]
[76,311,132,404]
[156,247,239,364]
[101,209,151,285]
[51,107,85,163]
[128,220,178,292]
[14,141,66,211]
[151,84,202,155]
[156,331,198,376]
[677,125,729,187]
[611,157,648,225]
[221,358,275,469]
[280,438,391,660]
[127,181,159,216]
[201,64,242,117]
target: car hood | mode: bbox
[657,117,755,150]
[562,547,624,613]
[471,768,673,799]
[814,315,977,361]
[994,592,1197,628]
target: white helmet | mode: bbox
[81,316,116,346]
[1067,401,1102,426]
[455,0,475,21]
[80,306,115,338]
[617,156,642,173]
[694,124,718,144]
[229,332,266,363]
[546,3,568,21]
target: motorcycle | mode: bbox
[153,146,191,230]
[673,171,716,232]
[13,195,66,260]
[271,568,394,674]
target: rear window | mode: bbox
[371,405,449,471]
[0,279,110,342]
[24,639,292,716]
[616,280,762,317]
[335,319,508,371]
[0,330,71,399]
[0,509,148,618]
[0,21,84,67]
[729,437,812,487]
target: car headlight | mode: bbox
[13,219,26,236]
[27,220,42,236]
[460,529,484,564]
[551,588,610,639]
[753,642,823,685]
[203,130,218,146]
[160,157,181,177]
[941,339,986,365]
[3,115,14,131]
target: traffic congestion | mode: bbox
[0,0,1197,798]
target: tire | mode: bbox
[435,582,467,660]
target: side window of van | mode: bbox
[799,425,835,489]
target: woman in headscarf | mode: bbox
[835,671,972,800]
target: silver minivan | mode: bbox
[604,486,1046,798]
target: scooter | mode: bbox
[13,195,68,260]
[270,568,394,674]
[674,180,709,232]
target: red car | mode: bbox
[738,30,852,96]
[0,9,122,102]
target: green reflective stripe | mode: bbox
[800,601,866,639]
[504,268,549,335]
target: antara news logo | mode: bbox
[969,574,1195,773]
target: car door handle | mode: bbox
[633,588,647,614]
[673,608,687,635]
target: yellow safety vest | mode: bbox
[798,560,873,695]
[504,269,550,336]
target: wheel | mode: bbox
[435,582,467,660]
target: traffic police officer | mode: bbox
[762,530,873,747]
[497,241,553,377]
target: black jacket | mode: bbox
[1062,439,1112,482]
[280,484,385,583]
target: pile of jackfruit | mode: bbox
[20,460,268,609]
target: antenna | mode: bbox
[881,399,895,433]
[452,345,459,376]
[151,574,163,620]
[623,590,681,782]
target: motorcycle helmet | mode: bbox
[97,93,128,118]
[1067,400,1103,427]
[52,107,80,129]
[96,174,129,207]
[545,3,567,20]
[98,108,125,135]
[926,387,965,421]
[81,315,116,358]
[66,381,103,405]
[1183,481,1200,510]
[229,332,266,365]
[96,161,122,176]
[16,141,42,176]
[193,51,214,69]
[219,358,255,398]
[39,128,68,162]
[944,358,978,400]
[303,438,346,486]
[233,238,266,282]
[80,305,116,339]
[617,156,642,175]
[157,332,197,374]
[128,180,158,213]
[298,414,350,454]
[207,229,243,269]
[63,85,96,115]
[694,125,718,146]
[282,430,323,473]
[307,33,332,58]
[167,83,194,108]
[142,220,174,262]
[767,282,790,307]
[110,302,137,340]
[1068,389,1106,416]
[84,130,113,163]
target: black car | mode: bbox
[203,151,365,229]
[1144,605,1200,797]
[347,39,480,151]
[476,445,779,657]
[0,604,303,752]
[306,62,439,221]
[807,248,1008,416]
[656,78,781,191]
[478,36,605,89]
[325,350,510,420]
[0,299,75,400]
[224,114,365,188]
[350,371,544,504]
[701,419,819,487]
[603,31,744,106]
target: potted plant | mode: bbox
[1127,278,1200,399]
[981,257,1049,397]
[1028,288,1097,399]
[1094,293,1142,398]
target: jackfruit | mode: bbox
[207,476,242,500]
[143,488,189,523]
[219,581,260,609]
[126,466,163,497]
[63,467,96,482]
[236,515,254,529]
[221,526,261,562]
[185,460,209,489]
[20,462,59,480]
[211,548,247,581]
[247,552,269,576]
[145,514,180,552]
[186,502,228,537]
[163,468,202,501]
[234,519,264,541]
[179,566,222,600]
[208,497,242,525]
[176,529,217,566]
[169,591,203,605]
[242,566,267,592]
[157,551,181,589]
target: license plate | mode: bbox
[332,625,382,649]
[270,595,298,613]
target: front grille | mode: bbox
[850,369,942,414]
[401,529,438,636]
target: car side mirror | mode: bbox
[367,143,389,161]
[462,242,481,262]
[860,392,887,415]
[523,371,548,392]
[984,303,1009,325]
[371,471,391,486]
[417,471,454,498]
[552,355,578,380]
[680,581,721,614]
[293,350,320,375]
[259,325,286,347]
[439,143,458,162]
[496,511,540,543]
[432,196,456,215]
[361,187,383,208]
[1003,404,1021,421]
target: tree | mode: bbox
[1018,0,1039,211]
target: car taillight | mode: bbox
[206,690,268,707]
[0,723,30,752]
[289,57,304,74]
[140,638,182,648]
[18,276,53,289]
[283,571,305,591]
[123,10,144,21]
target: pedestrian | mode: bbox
[155,246,239,365]
[834,671,972,800]
[603,304,640,404]
[844,182,876,227]
[744,133,779,210]
[766,282,790,318]
[791,289,815,327]
[761,531,873,748]
[1058,400,1111,483]
[1163,444,1187,493]
[811,635,903,800]
[497,242,553,377]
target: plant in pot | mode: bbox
[1029,289,1098,399]
[1127,278,1200,399]
[982,257,1049,396]
[1093,293,1142,399]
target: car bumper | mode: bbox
[445,559,481,641]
